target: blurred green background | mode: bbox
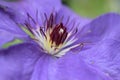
[62,0,120,18]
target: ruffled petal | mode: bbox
[0,8,27,47]
[0,43,43,80]
[31,53,112,80]
[0,0,62,24]
[81,39,120,80]
[77,13,120,43]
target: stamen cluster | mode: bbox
[24,13,82,57]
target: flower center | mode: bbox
[24,13,83,57]
[50,23,68,47]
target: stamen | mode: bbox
[23,12,85,57]
[47,13,54,29]
[27,13,36,24]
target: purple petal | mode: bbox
[0,43,43,80]
[71,13,120,52]
[0,0,62,24]
[77,13,120,43]
[0,9,27,47]
[81,39,120,80]
[31,53,112,80]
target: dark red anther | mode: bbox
[50,23,68,46]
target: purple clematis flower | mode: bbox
[0,0,120,80]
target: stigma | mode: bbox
[24,13,82,57]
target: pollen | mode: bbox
[59,28,64,34]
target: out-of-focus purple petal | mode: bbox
[0,43,43,80]
[0,0,62,24]
[31,53,112,80]
[77,13,120,43]
[81,39,120,80]
[0,8,27,47]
